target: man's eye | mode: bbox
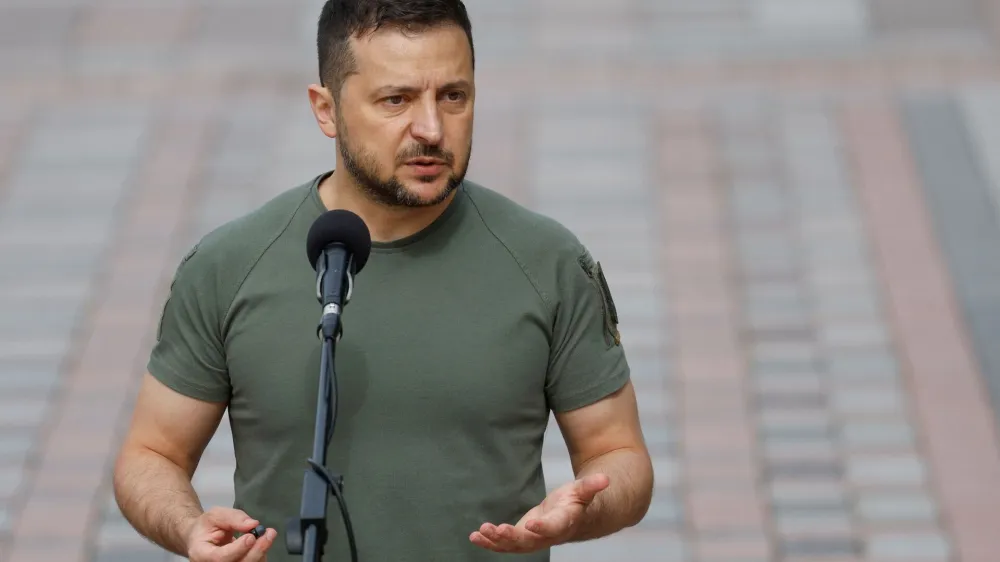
[385,96,404,105]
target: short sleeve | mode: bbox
[545,244,630,412]
[146,243,231,403]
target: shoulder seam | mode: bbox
[464,189,554,317]
[220,187,314,333]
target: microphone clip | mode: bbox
[314,255,355,342]
[314,258,355,305]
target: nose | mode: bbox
[409,97,443,145]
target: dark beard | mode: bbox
[338,130,468,208]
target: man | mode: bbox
[112,1,654,560]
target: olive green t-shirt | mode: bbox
[147,172,630,561]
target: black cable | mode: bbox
[307,458,359,562]
[316,340,357,561]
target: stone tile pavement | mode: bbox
[3,1,1000,561]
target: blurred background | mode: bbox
[3,0,1000,560]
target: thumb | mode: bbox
[574,474,610,502]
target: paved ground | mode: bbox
[4,0,1000,561]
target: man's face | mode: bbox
[333,24,475,208]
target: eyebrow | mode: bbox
[374,80,472,97]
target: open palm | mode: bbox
[470,473,610,554]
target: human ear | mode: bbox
[307,84,338,139]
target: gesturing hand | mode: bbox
[470,473,610,554]
[186,507,277,562]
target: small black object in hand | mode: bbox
[250,524,266,538]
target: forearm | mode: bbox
[569,448,654,542]
[113,445,204,556]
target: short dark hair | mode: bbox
[317,0,475,101]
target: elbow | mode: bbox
[111,442,138,514]
[111,442,193,500]
[627,453,656,528]
[112,441,145,499]
[113,440,146,476]
[629,488,654,529]
[112,441,132,484]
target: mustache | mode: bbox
[397,144,454,165]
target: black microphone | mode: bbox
[306,210,372,341]
[287,209,370,562]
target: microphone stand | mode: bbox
[286,247,360,562]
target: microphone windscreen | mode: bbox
[306,210,372,273]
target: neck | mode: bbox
[316,170,457,244]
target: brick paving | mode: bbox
[3,1,1000,561]
[846,101,1000,562]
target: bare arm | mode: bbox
[470,379,654,553]
[556,380,654,541]
[113,372,227,556]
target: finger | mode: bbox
[525,514,568,538]
[205,507,259,533]
[209,528,229,544]
[478,523,504,544]
[477,524,517,553]
[242,528,277,561]
[194,533,255,562]
[528,503,579,536]
[190,526,236,550]
[483,523,541,553]
[499,523,541,548]
[469,531,506,552]
[574,473,611,502]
